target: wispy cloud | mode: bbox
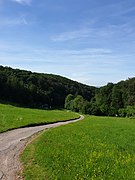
[0,43,126,70]
[52,21,135,42]
[84,1,135,20]
[0,43,113,64]
[0,42,134,86]
[52,28,93,42]
[12,0,32,5]
[51,1,135,42]
[33,48,112,62]
[107,1,135,17]
[0,15,28,26]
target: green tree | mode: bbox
[96,83,114,115]
[72,95,84,112]
[118,108,127,117]
[111,85,123,111]
[64,94,74,110]
[126,106,135,117]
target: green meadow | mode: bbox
[0,104,79,133]
[21,116,135,180]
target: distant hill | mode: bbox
[0,66,96,108]
[95,78,135,116]
[0,65,134,116]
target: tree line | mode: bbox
[0,66,134,117]
[0,66,96,108]
[65,78,135,117]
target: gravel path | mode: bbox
[0,115,84,180]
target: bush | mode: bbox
[118,108,127,117]
[118,106,135,118]
[126,106,135,118]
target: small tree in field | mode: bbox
[72,95,84,112]
[64,94,74,110]
[64,94,85,112]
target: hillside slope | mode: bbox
[0,66,96,108]
[0,66,134,116]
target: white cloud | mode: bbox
[12,0,32,5]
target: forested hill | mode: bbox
[0,65,134,116]
[0,66,96,108]
[65,77,135,117]
[94,78,135,116]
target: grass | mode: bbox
[0,104,79,133]
[21,115,135,180]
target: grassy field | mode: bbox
[21,115,135,180]
[0,104,79,133]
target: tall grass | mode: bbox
[0,104,79,133]
[21,116,135,180]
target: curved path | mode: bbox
[0,115,84,180]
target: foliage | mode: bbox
[0,66,96,108]
[64,94,88,113]
[118,106,135,118]
[126,106,135,118]
[64,94,74,110]
[0,66,135,117]
[72,95,84,112]
[65,78,135,117]
[93,79,135,116]
[21,115,135,180]
[118,108,127,117]
[0,103,79,133]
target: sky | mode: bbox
[0,0,135,86]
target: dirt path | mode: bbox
[0,115,84,180]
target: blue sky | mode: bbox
[0,0,135,86]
